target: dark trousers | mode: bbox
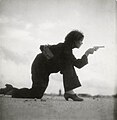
[62,65,81,92]
[12,54,81,99]
[31,72,49,98]
[30,54,81,98]
[31,66,81,98]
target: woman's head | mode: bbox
[64,30,84,48]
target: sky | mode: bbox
[0,0,116,95]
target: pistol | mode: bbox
[93,46,105,51]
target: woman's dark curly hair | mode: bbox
[64,30,84,47]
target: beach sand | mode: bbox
[0,95,116,120]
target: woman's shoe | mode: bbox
[64,93,83,101]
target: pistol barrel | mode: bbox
[94,46,105,48]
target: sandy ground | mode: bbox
[0,95,116,120]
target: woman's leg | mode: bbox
[62,66,81,92]
[30,74,49,99]
[62,66,83,101]
[30,54,49,98]
[65,90,75,94]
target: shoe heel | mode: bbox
[65,97,68,101]
[64,94,69,101]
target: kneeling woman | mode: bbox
[12,30,95,101]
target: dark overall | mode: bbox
[31,43,88,98]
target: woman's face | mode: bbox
[74,37,83,48]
